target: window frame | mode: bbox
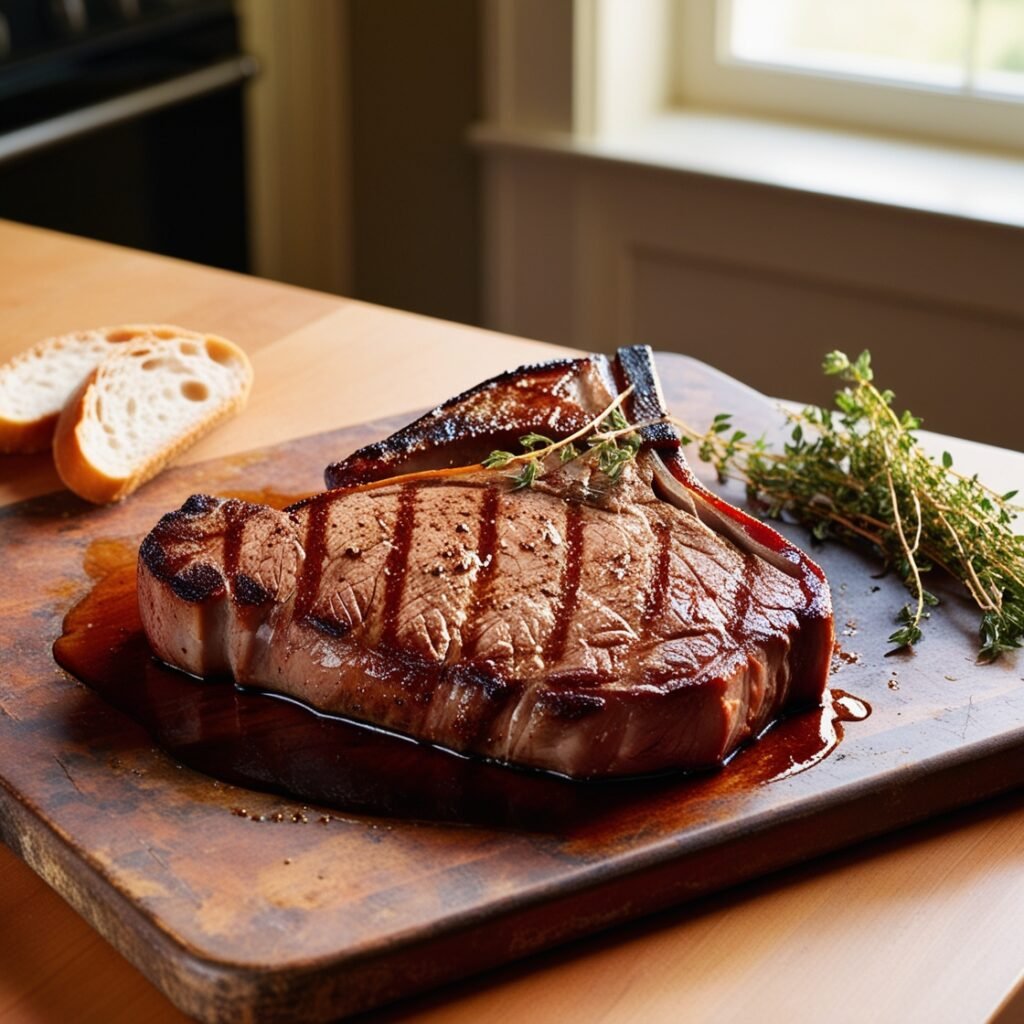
[674,0,1024,152]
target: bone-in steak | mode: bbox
[138,348,833,778]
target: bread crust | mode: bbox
[52,372,123,503]
[0,413,60,454]
[52,329,253,504]
[0,323,204,454]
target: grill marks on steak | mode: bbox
[139,457,827,776]
[139,346,833,777]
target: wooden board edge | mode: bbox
[3,734,1022,1023]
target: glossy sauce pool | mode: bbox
[53,536,870,832]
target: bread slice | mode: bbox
[53,327,253,504]
[0,325,161,453]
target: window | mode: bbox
[676,0,1024,151]
[729,0,1024,98]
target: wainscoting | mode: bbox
[477,136,1024,449]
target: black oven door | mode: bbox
[0,1,254,272]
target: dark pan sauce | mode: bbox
[53,536,870,832]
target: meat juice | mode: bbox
[53,536,869,832]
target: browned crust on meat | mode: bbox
[324,356,618,488]
[138,347,834,778]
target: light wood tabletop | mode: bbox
[2,220,1023,1024]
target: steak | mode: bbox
[138,347,833,778]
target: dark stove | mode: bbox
[0,0,254,271]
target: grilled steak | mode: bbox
[138,348,833,778]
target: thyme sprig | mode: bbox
[484,386,642,489]
[676,350,1024,659]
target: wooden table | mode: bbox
[2,220,1023,1024]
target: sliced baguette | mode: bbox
[0,324,169,453]
[53,328,253,504]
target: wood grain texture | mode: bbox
[0,221,570,507]
[1,351,1023,1021]
[2,221,1024,1024]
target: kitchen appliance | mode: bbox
[0,0,254,271]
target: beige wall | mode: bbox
[480,145,1024,449]
[239,0,481,326]
[477,0,1024,450]
[349,0,481,325]
[238,0,352,295]
[239,0,1024,449]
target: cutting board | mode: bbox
[1,354,1021,1023]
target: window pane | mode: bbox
[974,0,1024,97]
[729,0,970,89]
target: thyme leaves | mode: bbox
[484,387,643,491]
[677,350,1024,658]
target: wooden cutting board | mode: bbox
[1,354,1021,1024]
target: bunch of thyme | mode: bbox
[483,386,642,489]
[677,350,1024,658]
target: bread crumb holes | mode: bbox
[205,338,236,365]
